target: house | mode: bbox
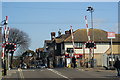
[44,28,120,68]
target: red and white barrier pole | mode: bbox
[85,16,90,41]
[70,26,75,57]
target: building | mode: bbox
[44,28,120,68]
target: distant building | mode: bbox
[44,29,120,67]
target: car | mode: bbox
[21,63,27,69]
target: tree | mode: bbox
[8,28,30,68]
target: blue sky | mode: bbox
[2,2,118,53]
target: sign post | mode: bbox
[107,32,115,68]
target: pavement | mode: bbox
[77,66,116,73]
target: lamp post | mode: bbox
[87,6,94,68]
[87,6,94,41]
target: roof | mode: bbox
[64,29,120,42]
[55,34,70,43]
[37,48,44,52]
[45,40,52,43]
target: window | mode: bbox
[66,48,74,53]
[75,43,82,49]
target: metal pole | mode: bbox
[88,48,91,68]
[83,44,85,66]
[8,52,10,70]
[91,8,94,68]
[111,39,113,68]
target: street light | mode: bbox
[87,6,94,68]
[87,6,94,30]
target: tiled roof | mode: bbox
[45,40,52,43]
[64,29,120,42]
[38,48,44,52]
[55,34,70,43]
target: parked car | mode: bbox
[21,63,27,69]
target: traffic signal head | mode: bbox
[86,42,94,48]
[5,44,14,50]
[85,42,96,48]
[5,43,16,51]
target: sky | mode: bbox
[1,2,118,54]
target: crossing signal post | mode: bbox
[2,43,16,71]
[5,43,16,52]
[1,16,9,76]
[85,41,96,68]
[1,16,16,75]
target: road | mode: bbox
[2,68,120,80]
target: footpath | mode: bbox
[77,66,116,73]
[2,69,20,80]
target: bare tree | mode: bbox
[8,28,30,68]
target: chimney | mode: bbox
[58,29,62,36]
[69,29,72,34]
[51,32,56,40]
[65,30,72,34]
[65,31,70,34]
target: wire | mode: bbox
[2,6,114,11]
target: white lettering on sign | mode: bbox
[107,32,115,39]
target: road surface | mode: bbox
[2,68,119,80]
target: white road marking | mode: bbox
[22,69,35,71]
[47,69,71,80]
[77,68,84,71]
[18,68,24,79]
[40,70,43,71]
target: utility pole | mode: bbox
[87,6,94,68]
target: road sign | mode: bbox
[107,32,115,68]
[107,32,115,39]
